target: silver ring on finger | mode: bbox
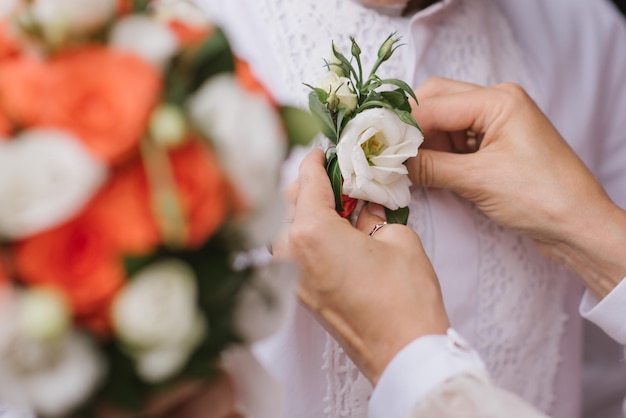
[368,222,388,237]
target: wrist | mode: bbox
[366,318,449,386]
[547,200,626,299]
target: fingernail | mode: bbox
[366,203,387,219]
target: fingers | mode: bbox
[412,78,518,141]
[293,148,336,222]
[413,76,480,102]
[355,203,387,234]
[406,148,476,189]
[282,180,298,212]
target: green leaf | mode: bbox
[188,29,235,93]
[123,254,156,278]
[335,107,349,139]
[385,206,409,225]
[378,78,419,106]
[279,106,319,147]
[355,100,392,113]
[131,0,151,12]
[325,151,344,212]
[393,109,423,134]
[308,91,338,144]
[380,90,407,109]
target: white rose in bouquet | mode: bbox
[153,0,211,29]
[30,0,116,35]
[110,15,179,69]
[189,74,286,210]
[112,259,207,383]
[0,288,104,418]
[336,108,423,210]
[0,129,107,239]
[189,74,288,246]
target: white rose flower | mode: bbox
[188,74,287,210]
[336,108,423,210]
[110,15,179,69]
[0,129,107,239]
[153,0,211,28]
[30,0,116,34]
[112,259,207,383]
[233,261,298,343]
[0,288,104,418]
[319,71,357,112]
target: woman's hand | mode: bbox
[274,149,449,386]
[408,77,626,298]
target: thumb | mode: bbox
[407,149,474,190]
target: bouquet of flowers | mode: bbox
[307,34,424,224]
[0,0,315,416]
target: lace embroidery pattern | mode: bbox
[257,0,411,109]
[473,208,567,413]
[256,0,565,416]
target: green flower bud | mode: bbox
[18,288,70,342]
[378,36,396,62]
[149,103,188,148]
[350,37,361,58]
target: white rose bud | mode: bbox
[112,259,207,383]
[319,71,357,113]
[148,103,188,148]
[110,15,179,69]
[336,108,423,210]
[0,129,107,239]
[18,288,70,342]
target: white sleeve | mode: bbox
[405,369,549,418]
[368,329,485,418]
[579,276,626,345]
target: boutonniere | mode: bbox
[307,33,423,224]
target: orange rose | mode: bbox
[169,139,231,248]
[234,58,275,106]
[14,212,124,327]
[88,162,160,255]
[0,250,7,285]
[90,140,231,252]
[0,109,11,137]
[0,46,161,163]
[168,20,213,46]
[0,21,19,61]
[116,0,133,15]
